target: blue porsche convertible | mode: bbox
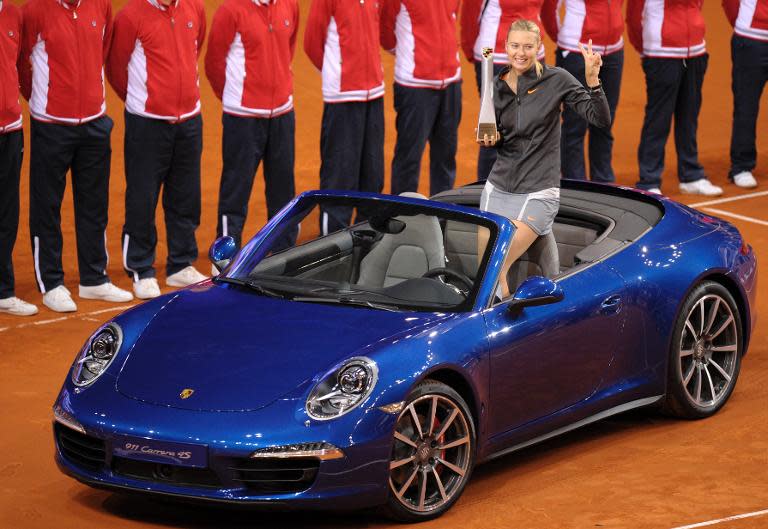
[53,181,757,521]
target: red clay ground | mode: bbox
[1,1,766,528]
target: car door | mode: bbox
[483,262,627,438]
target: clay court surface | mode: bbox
[1,1,767,527]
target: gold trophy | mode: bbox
[476,47,497,142]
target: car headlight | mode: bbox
[71,323,123,387]
[306,357,378,421]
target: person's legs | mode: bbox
[729,35,767,180]
[557,48,589,181]
[70,115,113,287]
[217,113,263,249]
[0,130,23,299]
[474,62,505,181]
[588,49,623,183]
[428,81,462,195]
[674,54,708,183]
[122,112,171,281]
[356,98,385,225]
[29,120,76,292]
[263,111,297,251]
[391,84,436,195]
[163,115,203,278]
[498,221,538,298]
[636,58,682,190]
[319,102,365,234]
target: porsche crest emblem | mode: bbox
[179,389,195,399]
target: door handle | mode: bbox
[600,295,622,314]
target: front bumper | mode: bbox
[53,383,396,510]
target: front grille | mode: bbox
[112,457,222,488]
[55,422,106,471]
[228,457,320,494]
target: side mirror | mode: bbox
[508,276,564,311]
[209,236,237,272]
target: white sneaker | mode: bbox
[133,278,161,300]
[43,285,77,313]
[0,296,39,316]
[679,179,723,196]
[166,266,207,287]
[732,171,757,189]
[79,282,134,302]
[211,264,219,277]
[647,188,662,194]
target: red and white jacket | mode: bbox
[19,0,112,125]
[205,0,298,118]
[107,0,206,122]
[723,0,768,42]
[461,0,546,65]
[626,0,707,58]
[304,0,384,103]
[541,0,624,56]
[380,0,461,89]
[0,1,22,134]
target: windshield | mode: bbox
[222,195,497,312]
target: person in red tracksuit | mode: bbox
[0,1,37,316]
[461,0,546,182]
[541,0,624,183]
[20,0,133,313]
[381,0,462,197]
[206,0,299,254]
[723,0,767,189]
[304,0,385,235]
[108,0,208,300]
[627,0,723,196]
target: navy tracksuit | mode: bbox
[390,82,462,196]
[216,112,297,251]
[0,130,23,299]
[122,112,202,280]
[729,35,768,179]
[29,116,113,292]
[636,55,709,190]
[474,62,506,182]
[319,99,385,235]
[557,48,624,183]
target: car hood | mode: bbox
[115,282,449,412]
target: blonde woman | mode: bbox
[478,20,610,298]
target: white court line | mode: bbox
[671,508,768,529]
[703,207,768,227]
[0,305,135,333]
[689,190,768,208]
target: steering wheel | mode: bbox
[422,267,473,292]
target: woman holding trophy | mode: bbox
[477,20,611,298]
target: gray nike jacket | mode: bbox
[487,63,611,194]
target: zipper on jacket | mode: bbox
[72,7,83,121]
[267,1,275,112]
[169,9,182,121]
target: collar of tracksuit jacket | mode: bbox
[493,64,543,145]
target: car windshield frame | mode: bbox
[220,192,504,313]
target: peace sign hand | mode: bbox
[579,39,603,88]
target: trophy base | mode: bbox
[476,123,498,142]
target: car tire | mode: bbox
[663,281,743,419]
[382,379,476,522]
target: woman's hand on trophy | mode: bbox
[475,128,501,146]
[579,39,603,88]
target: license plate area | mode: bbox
[112,435,208,468]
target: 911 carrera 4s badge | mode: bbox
[179,388,194,399]
[113,436,208,467]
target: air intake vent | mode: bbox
[55,422,106,471]
[112,457,222,488]
[228,457,320,494]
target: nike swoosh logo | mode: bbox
[527,88,538,94]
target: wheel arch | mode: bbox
[693,272,751,354]
[422,368,481,434]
